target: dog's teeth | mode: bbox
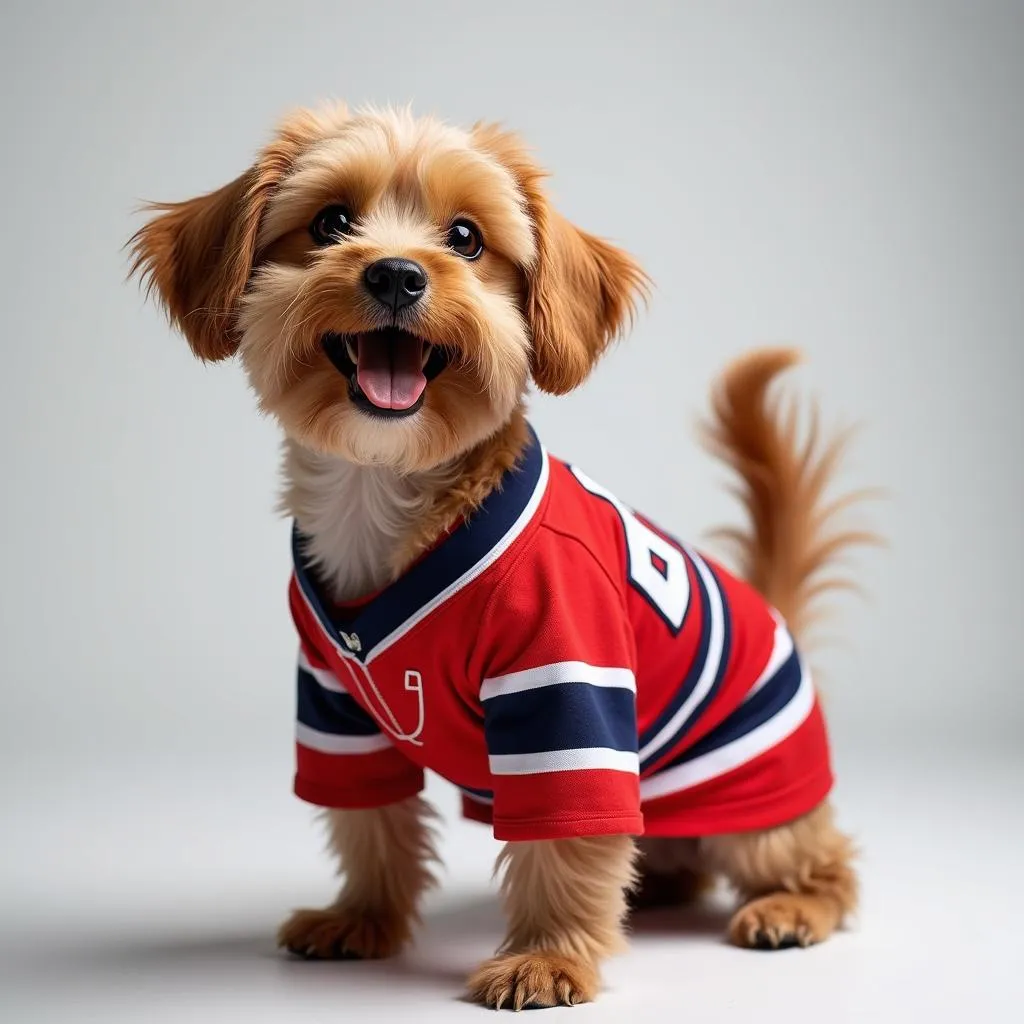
[345,338,358,363]
[421,342,432,369]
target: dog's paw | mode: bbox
[728,892,838,950]
[466,951,599,1010]
[277,905,411,960]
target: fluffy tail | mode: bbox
[700,348,877,644]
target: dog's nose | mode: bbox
[363,258,427,312]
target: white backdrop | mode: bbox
[1,2,1021,1021]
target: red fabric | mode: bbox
[640,701,834,836]
[290,453,833,841]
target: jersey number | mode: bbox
[571,467,690,633]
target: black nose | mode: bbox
[363,258,427,312]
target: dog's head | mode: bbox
[131,105,648,472]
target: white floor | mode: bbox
[1,743,1020,1022]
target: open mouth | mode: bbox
[321,328,451,418]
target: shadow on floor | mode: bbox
[629,898,734,941]
[2,894,503,989]
[2,890,735,999]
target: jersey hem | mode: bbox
[491,811,644,841]
[294,774,424,810]
[640,769,834,837]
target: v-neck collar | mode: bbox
[292,425,549,665]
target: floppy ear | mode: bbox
[129,171,264,360]
[128,106,343,361]
[473,123,649,394]
[525,206,650,394]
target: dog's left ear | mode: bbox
[474,124,650,395]
[524,207,649,394]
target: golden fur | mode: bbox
[699,347,879,640]
[466,835,637,1007]
[704,801,858,948]
[278,797,439,959]
[131,103,870,1009]
[130,105,642,477]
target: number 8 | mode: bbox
[570,467,690,634]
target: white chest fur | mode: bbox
[281,442,452,602]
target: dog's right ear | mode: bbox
[129,171,264,361]
[128,105,345,361]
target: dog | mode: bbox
[130,104,869,1010]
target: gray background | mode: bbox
[1,2,1021,1021]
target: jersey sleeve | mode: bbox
[289,580,424,810]
[475,528,643,842]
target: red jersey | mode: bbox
[289,426,833,841]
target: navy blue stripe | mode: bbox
[483,682,638,756]
[296,668,381,737]
[638,548,711,756]
[461,785,494,800]
[293,426,544,662]
[659,648,802,769]
[663,556,733,757]
[638,554,734,772]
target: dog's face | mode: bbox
[132,106,647,472]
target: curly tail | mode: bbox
[700,347,878,645]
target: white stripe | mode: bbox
[481,661,636,701]
[365,449,551,663]
[489,748,639,776]
[461,789,494,806]
[743,619,794,702]
[297,648,348,693]
[637,548,726,764]
[295,721,392,755]
[639,658,815,801]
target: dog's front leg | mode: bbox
[467,834,637,1009]
[278,796,439,960]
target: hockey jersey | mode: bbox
[289,425,833,841]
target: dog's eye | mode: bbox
[310,205,354,246]
[446,219,483,259]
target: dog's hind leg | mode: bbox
[701,800,857,948]
[630,837,714,911]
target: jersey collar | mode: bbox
[292,424,549,665]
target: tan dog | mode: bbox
[131,104,868,1010]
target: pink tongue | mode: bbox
[356,335,427,410]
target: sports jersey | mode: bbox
[289,425,833,841]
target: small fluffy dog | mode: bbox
[131,104,868,1010]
